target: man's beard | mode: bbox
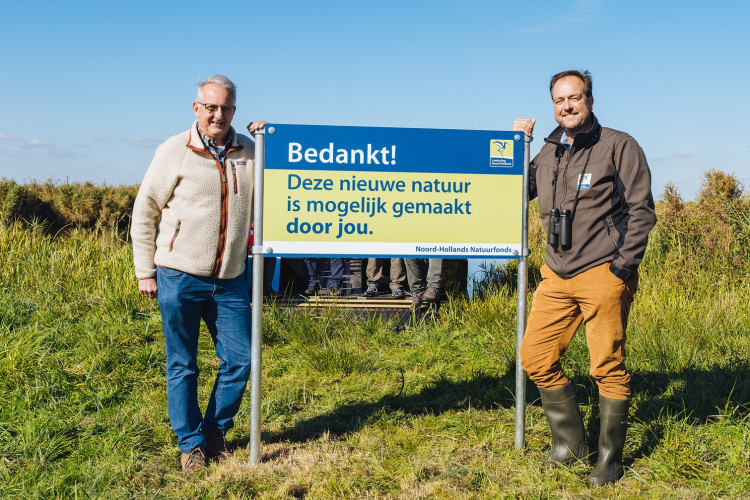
[562,116,591,137]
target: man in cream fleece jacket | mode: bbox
[131,74,265,473]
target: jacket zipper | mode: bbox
[185,130,243,278]
[211,147,241,277]
[559,149,571,277]
[232,164,238,194]
[561,149,571,208]
[212,159,229,277]
[169,219,182,252]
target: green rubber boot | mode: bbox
[587,396,629,486]
[539,383,589,464]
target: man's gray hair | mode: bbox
[196,75,237,101]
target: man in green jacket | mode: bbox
[513,69,656,486]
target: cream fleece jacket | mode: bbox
[131,121,255,279]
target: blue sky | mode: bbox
[1,0,747,200]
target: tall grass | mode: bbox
[0,171,749,498]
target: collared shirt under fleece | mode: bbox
[131,121,255,279]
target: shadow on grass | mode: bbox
[571,365,750,464]
[259,363,750,453]
[625,365,750,461]
[265,368,519,444]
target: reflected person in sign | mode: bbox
[131,75,266,473]
[513,70,656,486]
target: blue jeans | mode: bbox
[304,257,344,287]
[156,267,252,453]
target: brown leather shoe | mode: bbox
[421,287,440,303]
[181,445,207,473]
[204,428,233,463]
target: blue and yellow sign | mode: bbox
[262,124,523,258]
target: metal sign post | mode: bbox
[249,128,266,466]
[514,133,532,449]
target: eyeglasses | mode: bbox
[197,101,236,114]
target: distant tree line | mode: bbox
[0,180,138,233]
[1,171,748,276]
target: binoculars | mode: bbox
[548,209,571,247]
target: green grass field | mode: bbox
[1,172,749,498]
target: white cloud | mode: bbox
[124,137,161,147]
[515,0,606,35]
[1,134,78,157]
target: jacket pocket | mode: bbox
[601,218,619,250]
[232,164,238,194]
[169,219,182,252]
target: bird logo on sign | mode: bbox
[489,139,513,167]
[493,140,507,154]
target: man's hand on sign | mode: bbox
[247,121,267,135]
[513,118,536,138]
[138,277,158,299]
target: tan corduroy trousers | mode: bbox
[520,262,638,400]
